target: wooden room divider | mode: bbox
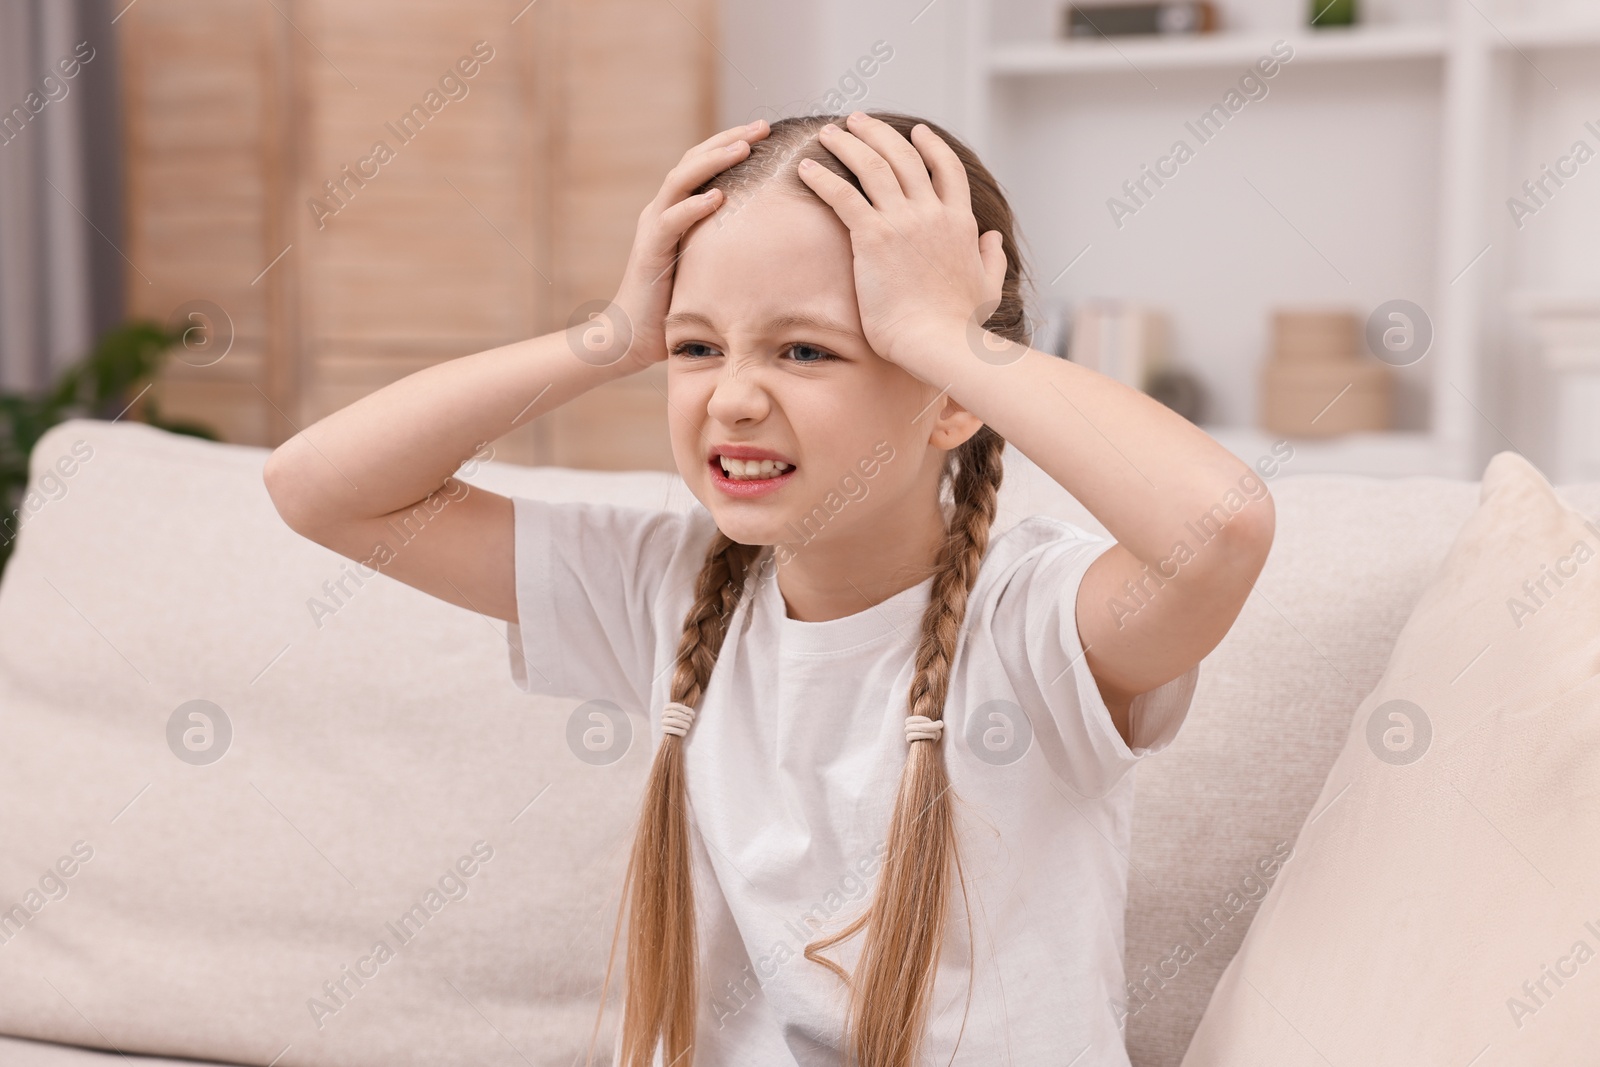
[118,0,716,471]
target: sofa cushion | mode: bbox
[1177,452,1600,1064]
[0,1034,247,1066]
[0,420,671,1066]
[1115,454,1600,1066]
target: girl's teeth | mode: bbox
[719,456,791,480]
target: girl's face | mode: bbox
[665,189,974,555]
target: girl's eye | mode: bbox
[785,343,837,364]
[670,341,717,359]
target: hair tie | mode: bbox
[905,714,944,744]
[661,701,697,738]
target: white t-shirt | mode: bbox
[505,497,1198,1066]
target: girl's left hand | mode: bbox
[798,111,1007,375]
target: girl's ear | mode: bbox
[928,396,984,452]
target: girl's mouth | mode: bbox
[709,455,797,498]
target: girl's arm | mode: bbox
[902,345,1274,735]
[798,112,1274,743]
[262,330,637,624]
[262,119,769,624]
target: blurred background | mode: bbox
[3,0,1599,499]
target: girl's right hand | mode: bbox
[608,119,769,370]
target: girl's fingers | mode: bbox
[684,119,766,160]
[623,188,722,297]
[655,122,767,209]
[651,140,746,211]
[842,112,937,202]
[910,123,971,210]
[796,158,877,233]
[980,230,1007,295]
[657,188,723,239]
[816,122,903,208]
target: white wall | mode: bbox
[716,0,976,149]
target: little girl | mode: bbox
[264,109,1273,1067]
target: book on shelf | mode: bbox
[1065,300,1169,390]
[1062,2,1219,38]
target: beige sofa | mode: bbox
[1,418,1586,1067]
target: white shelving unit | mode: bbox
[989,23,1448,74]
[960,0,1600,479]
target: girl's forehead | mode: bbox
[680,191,849,268]
[672,194,859,323]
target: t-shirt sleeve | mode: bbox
[504,496,704,714]
[992,521,1200,798]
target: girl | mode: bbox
[264,109,1274,1067]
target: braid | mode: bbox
[590,534,763,1067]
[912,426,1006,724]
[802,426,1007,1066]
[667,534,765,707]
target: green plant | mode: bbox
[0,319,219,575]
[1310,0,1358,27]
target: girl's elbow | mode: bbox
[1224,489,1276,577]
[262,444,321,536]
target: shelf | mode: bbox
[1494,19,1600,50]
[988,24,1447,76]
[1201,427,1448,478]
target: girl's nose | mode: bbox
[705,354,771,423]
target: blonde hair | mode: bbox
[589,111,1031,1067]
